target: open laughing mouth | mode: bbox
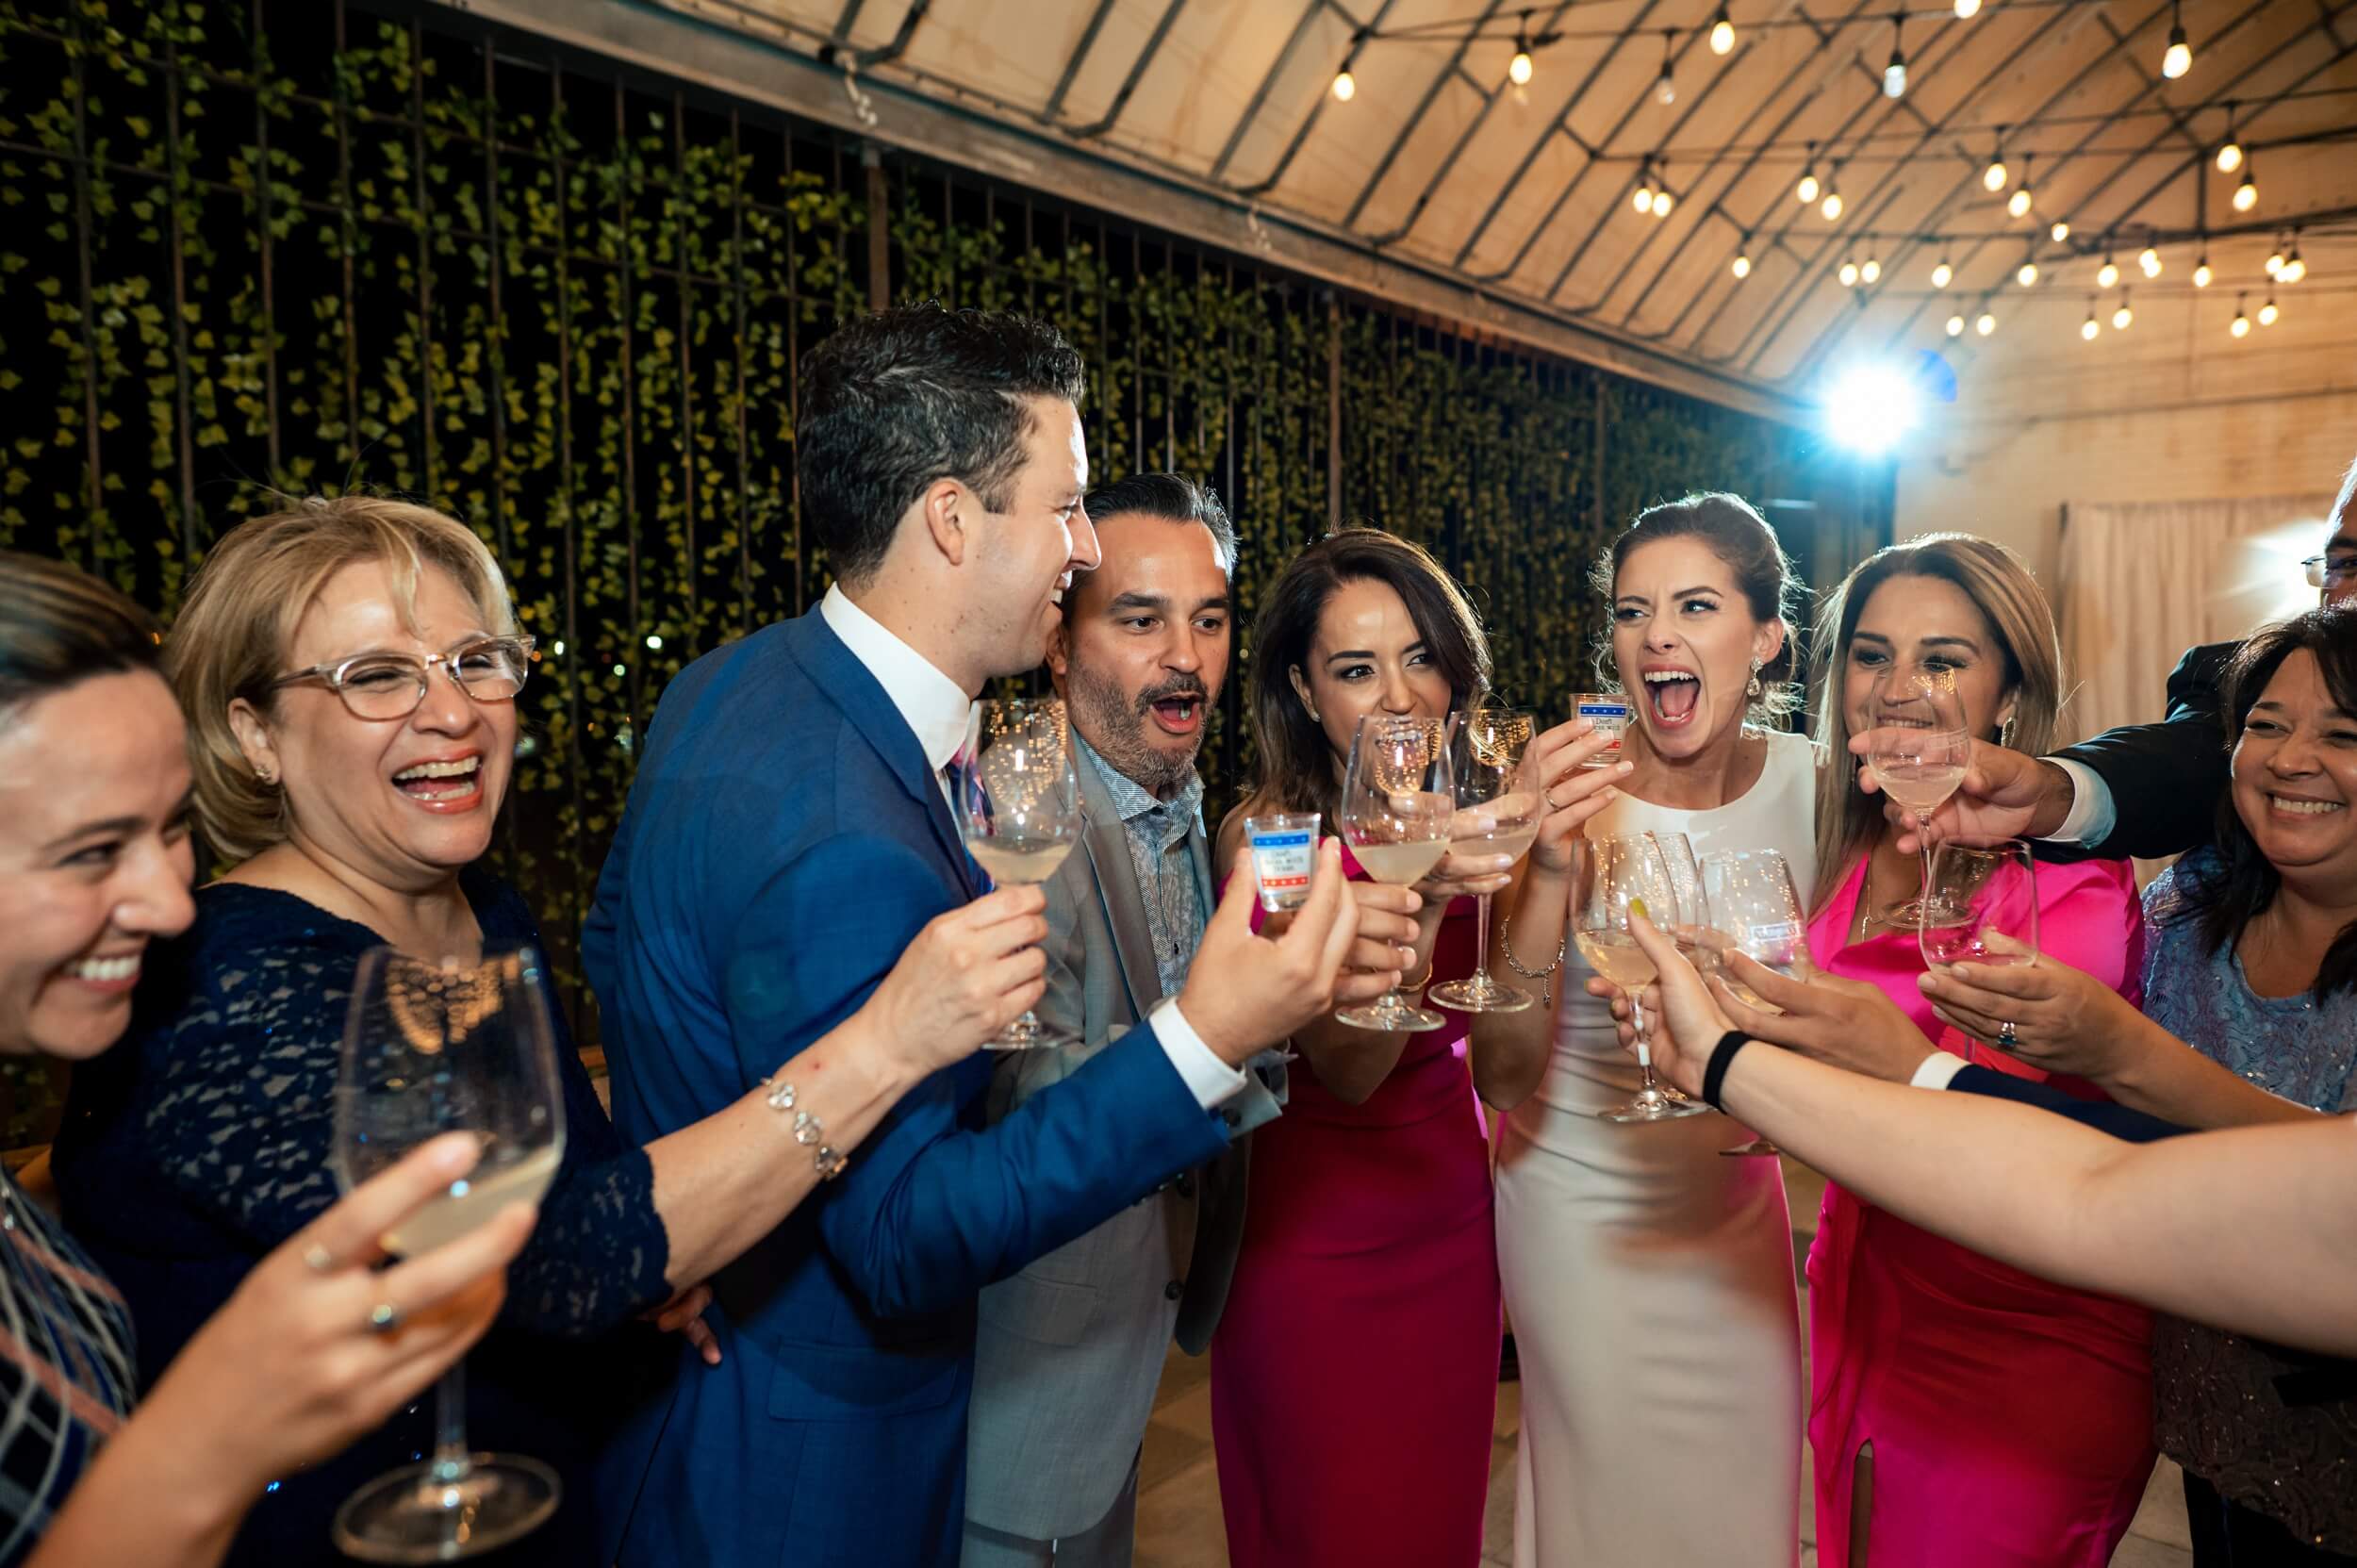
[1145,691,1204,736]
[392,754,483,804]
[1641,668,1701,727]
[2267,792,2346,818]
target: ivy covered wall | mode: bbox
[0,0,1884,1138]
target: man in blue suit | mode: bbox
[584,304,1396,1566]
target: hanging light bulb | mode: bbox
[2007,155,2034,218]
[1976,310,1997,336]
[1954,0,1981,17]
[2051,219,2071,242]
[2231,293,2250,337]
[1633,177,1655,215]
[1656,29,1677,106]
[1653,187,1675,218]
[1884,16,1907,98]
[1984,128,2009,192]
[1821,183,1844,221]
[2193,252,2213,288]
[1732,244,1753,279]
[2281,243,2305,284]
[1710,5,1736,55]
[2259,291,2279,326]
[1861,256,1882,284]
[2162,0,2192,78]
[2018,259,2039,287]
[1931,257,1954,289]
[2082,304,2101,340]
[1946,313,1967,336]
[2266,234,2285,275]
[2113,290,2134,330]
[2139,244,2162,278]
[2217,103,2244,173]
[1796,142,1821,206]
[1331,66,1357,101]
[1509,30,1535,85]
[1839,259,1860,287]
[2097,253,2119,289]
[2233,160,2258,212]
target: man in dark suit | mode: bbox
[1870,454,2357,863]
[583,305,1412,1566]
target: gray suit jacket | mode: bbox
[963,751,1281,1542]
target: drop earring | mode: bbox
[1745,659,1764,700]
[1999,714,2017,749]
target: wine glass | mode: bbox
[330,945,566,1563]
[1864,668,1971,930]
[1918,840,2040,976]
[1575,834,1709,1123]
[1336,712,1457,1032]
[1429,706,1541,1014]
[1697,849,1811,1156]
[1643,831,1714,1109]
[953,696,1084,1050]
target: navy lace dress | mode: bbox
[53,869,676,1566]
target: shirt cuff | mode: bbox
[1149,997,1249,1111]
[2038,757,2117,847]
[1910,1052,1969,1090]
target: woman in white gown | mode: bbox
[1474,493,1810,1567]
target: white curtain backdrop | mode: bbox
[2053,492,2337,748]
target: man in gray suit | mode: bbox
[958,474,1274,1565]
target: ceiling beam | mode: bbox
[1340,0,1507,229]
[1209,0,1329,182]
[1068,0,1192,139]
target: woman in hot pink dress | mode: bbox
[1803,535,2155,1568]
[1209,530,1509,1568]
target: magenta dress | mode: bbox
[1804,855,2157,1568]
[1210,845,1500,1568]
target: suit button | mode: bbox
[1164,1279,1184,1301]
[1174,1175,1196,1199]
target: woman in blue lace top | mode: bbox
[55,497,1051,1566]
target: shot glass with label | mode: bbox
[1575,695,1632,767]
[1244,812,1321,913]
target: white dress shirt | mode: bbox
[818,586,1244,1110]
[2041,756,2118,848]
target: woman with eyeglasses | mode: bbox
[55,496,1050,1566]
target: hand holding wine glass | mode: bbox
[953,697,1085,1050]
[1430,707,1542,1014]
[860,884,1052,1075]
[1864,668,1972,928]
[1696,848,1811,1154]
[1917,839,2040,980]
[330,945,568,1562]
[1575,834,1709,1122]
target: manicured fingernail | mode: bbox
[1616,761,1634,774]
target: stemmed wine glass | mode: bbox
[331,945,566,1563]
[1697,848,1811,1155]
[1865,668,1972,930]
[1336,712,1457,1032]
[1429,706,1541,1014]
[953,696,1084,1050]
[1575,834,1709,1123]
[1918,840,2040,974]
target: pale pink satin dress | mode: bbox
[1804,854,2157,1568]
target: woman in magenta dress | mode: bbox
[1210,529,1508,1568]
[1803,535,2156,1568]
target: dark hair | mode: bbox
[0,552,162,716]
[1243,528,1492,822]
[1080,472,1238,579]
[1587,491,1801,705]
[2168,604,2357,999]
[798,302,1088,585]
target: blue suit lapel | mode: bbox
[783,611,980,898]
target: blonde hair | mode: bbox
[1808,533,2064,907]
[167,496,518,861]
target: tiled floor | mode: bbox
[1134,1159,2194,1567]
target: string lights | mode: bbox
[1861,256,1882,283]
[1331,65,1357,101]
[1946,313,1966,336]
[2051,219,2071,242]
[2139,242,2163,278]
[2193,249,2213,288]
[2082,300,2100,340]
[1509,25,1535,85]
[1954,0,1981,17]
[2162,0,2193,78]
[2266,234,2285,275]
[1976,310,1997,336]
[1931,256,1954,289]
[2233,159,2258,211]
[2282,235,2306,284]
[2259,291,2280,326]
[1821,178,1844,221]
[1796,143,1821,205]
[2017,258,2038,286]
[2007,155,2034,219]
[2112,289,2134,330]
[1884,16,1907,99]
[1656,28,1678,106]
[1731,240,1753,279]
[2097,252,2120,289]
[2217,105,2244,172]
[1710,5,1736,55]
[1983,128,2009,192]
[1838,259,1860,287]
[2232,292,2250,337]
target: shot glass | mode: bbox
[1575,694,1632,768]
[1243,812,1321,912]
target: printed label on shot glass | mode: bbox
[1576,697,1631,767]
[1244,815,1319,912]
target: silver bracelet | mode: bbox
[1498,910,1568,1006]
[760,1077,849,1181]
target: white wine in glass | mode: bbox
[1577,834,1709,1123]
[1430,707,1543,1014]
[954,697,1084,1049]
[331,945,565,1564]
[1697,848,1811,1155]
[1337,712,1456,1033]
[1864,668,1971,930]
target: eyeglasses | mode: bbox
[2303,553,2357,588]
[271,635,536,720]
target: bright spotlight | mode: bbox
[1824,362,1922,456]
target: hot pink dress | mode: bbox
[1210,845,1500,1568]
[1804,854,2157,1568]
